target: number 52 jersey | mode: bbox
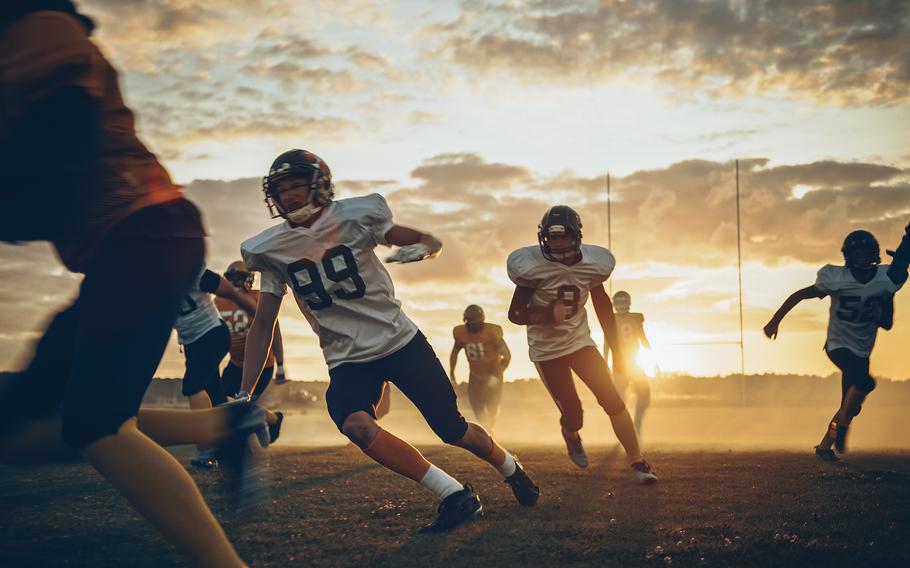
[241,194,417,369]
[507,244,616,362]
[815,264,903,357]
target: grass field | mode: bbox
[2,444,909,567]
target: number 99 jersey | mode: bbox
[241,194,418,369]
[507,244,616,361]
[815,264,903,357]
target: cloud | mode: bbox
[428,0,910,106]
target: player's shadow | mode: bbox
[373,446,662,567]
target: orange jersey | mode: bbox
[0,12,184,271]
[453,323,506,376]
[215,290,276,368]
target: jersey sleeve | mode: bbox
[814,265,843,294]
[0,13,104,113]
[507,249,540,288]
[241,247,287,297]
[585,246,616,287]
[199,269,220,293]
[881,265,905,293]
[359,193,395,247]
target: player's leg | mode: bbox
[221,362,243,398]
[0,302,80,462]
[467,374,490,428]
[60,234,244,567]
[828,349,874,453]
[631,371,651,437]
[571,347,657,483]
[183,323,230,410]
[326,359,469,510]
[487,374,504,432]
[387,332,539,507]
[252,365,275,399]
[375,381,392,420]
[535,356,589,468]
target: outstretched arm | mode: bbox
[886,220,910,286]
[449,342,463,384]
[384,225,442,263]
[495,334,512,372]
[240,292,282,396]
[591,284,624,372]
[763,285,826,339]
[508,285,563,325]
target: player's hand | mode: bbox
[552,300,567,323]
[275,363,288,384]
[385,244,432,264]
[763,319,779,339]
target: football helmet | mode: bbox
[841,230,880,269]
[613,291,631,314]
[463,304,485,333]
[224,260,254,291]
[538,205,582,262]
[262,149,334,220]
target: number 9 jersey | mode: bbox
[241,193,418,368]
[815,264,903,357]
[507,244,616,361]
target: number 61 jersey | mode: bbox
[815,264,903,357]
[507,244,616,362]
[241,194,418,369]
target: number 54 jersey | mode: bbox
[815,264,903,357]
[241,194,418,369]
[507,244,616,362]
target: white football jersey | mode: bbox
[815,264,902,357]
[241,194,418,369]
[174,266,223,345]
[507,244,616,361]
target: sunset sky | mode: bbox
[2,0,908,381]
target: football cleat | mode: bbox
[504,462,540,507]
[189,449,218,470]
[815,446,840,462]
[631,460,659,484]
[834,425,849,454]
[268,411,284,444]
[419,484,482,533]
[562,430,589,468]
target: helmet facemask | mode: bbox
[262,150,335,221]
[538,205,583,263]
[841,230,881,270]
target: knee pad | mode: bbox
[435,415,469,444]
[560,409,584,433]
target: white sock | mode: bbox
[420,464,463,500]
[498,452,517,477]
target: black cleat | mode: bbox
[505,462,540,507]
[834,425,849,454]
[815,446,840,462]
[268,411,284,444]
[419,484,482,533]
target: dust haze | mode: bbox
[250,375,910,451]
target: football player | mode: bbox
[507,206,658,484]
[217,260,287,398]
[0,2,257,565]
[175,266,263,468]
[764,222,909,461]
[450,305,511,432]
[610,291,652,436]
[238,149,540,532]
